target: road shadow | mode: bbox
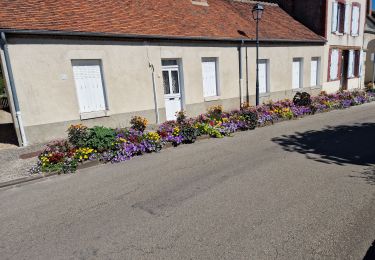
[363,240,375,260]
[272,123,375,166]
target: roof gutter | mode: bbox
[0,29,326,44]
[0,32,28,146]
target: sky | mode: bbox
[373,0,375,9]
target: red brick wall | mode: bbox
[264,0,327,37]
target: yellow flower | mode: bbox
[173,127,180,136]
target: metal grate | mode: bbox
[0,97,9,109]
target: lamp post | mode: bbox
[252,3,264,106]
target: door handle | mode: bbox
[169,98,174,100]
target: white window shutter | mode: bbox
[292,59,302,89]
[351,6,360,36]
[202,59,218,97]
[332,2,338,33]
[72,60,106,113]
[344,4,351,34]
[330,49,339,80]
[359,50,364,77]
[259,60,267,94]
[348,50,354,77]
[310,59,318,86]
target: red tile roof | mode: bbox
[0,0,324,42]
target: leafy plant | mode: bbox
[67,124,89,148]
[176,110,187,124]
[180,125,199,143]
[293,92,312,107]
[130,116,148,132]
[85,126,116,152]
[207,105,223,121]
[240,109,258,130]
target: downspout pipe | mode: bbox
[238,41,244,106]
[149,63,160,124]
[0,32,28,146]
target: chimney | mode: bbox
[192,0,209,6]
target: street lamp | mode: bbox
[252,3,264,106]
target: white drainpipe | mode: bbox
[0,32,28,146]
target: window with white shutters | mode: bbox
[329,49,340,80]
[202,58,219,98]
[359,50,364,77]
[292,58,303,89]
[351,4,360,36]
[332,2,346,33]
[72,60,107,114]
[348,50,355,78]
[259,59,269,94]
[344,4,351,34]
[332,2,338,33]
[310,57,320,87]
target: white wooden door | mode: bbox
[72,60,106,113]
[292,59,302,89]
[310,58,319,86]
[202,58,218,97]
[259,60,267,94]
[163,64,182,121]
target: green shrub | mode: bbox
[85,126,116,152]
[180,125,199,143]
[293,92,312,106]
[67,124,89,148]
[240,109,258,130]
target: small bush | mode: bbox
[130,116,148,132]
[67,124,89,148]
[180,125,199,144]
[207,105,223,121]
[85,126,116,152]
[176,110,187,124]
[293,92,312,107]
[240,109,258,130]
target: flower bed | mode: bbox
[30,90,375,174]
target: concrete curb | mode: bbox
[0,172,57,189]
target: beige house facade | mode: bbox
[323,0,368,93]
[0,0,326,146]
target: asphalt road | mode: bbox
[1,103,375,260]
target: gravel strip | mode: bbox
[0,144,45,183]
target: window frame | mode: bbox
[350,2,361,37]
[201,57,220,100]
[292,58,304,90]
[332,0,347,34]
[328,48,341,82]
[71,59,109,119]
[310,57,321,87]
[258,59,270,95]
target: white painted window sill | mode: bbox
[311,85,322,89]
[260,92,270,97]
[80,110,109,120]
[204,96,220,102]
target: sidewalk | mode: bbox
[0,144,43,183]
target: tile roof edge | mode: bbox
[0,29,326,44]
[232,0,278,6]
